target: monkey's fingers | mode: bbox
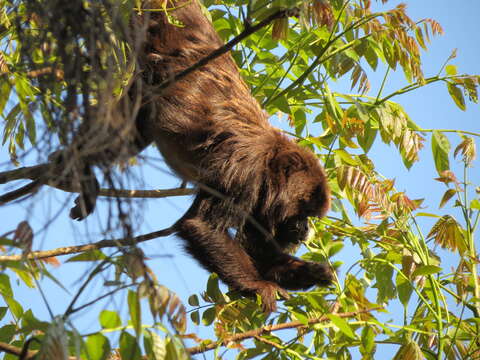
[276,287,290,300]
[256,281,290,313]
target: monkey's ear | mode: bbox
[269,150,306,177]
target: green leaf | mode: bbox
[128,290,141,336]
[412,265,442,277]
[357,121,377,153]
[334,149,359,166]
[4,297,23,319]
[0,307,7,321]
[327,241,344,257]
[327,314,356,339]
[373,262,396,303]
[0,79,11,116]
[66,250,107,262]
[99,310,122,329]
[393,340,423,360]
[470,199,480,210]
[206,273,224,303]
[21,309,49,332]
[11,268,35,288]
[270,94,291,114]
[382,39,396,70]
[83,333,110,360]
[190,310,200,325]
[291,309,309,325]
[144,330,166,360]
[0,273,13,297]
[415,212,441,218]
[201,307,216,326]
[431,130,450,174]
[360,326,376,357]
[447,82,466,111]
[396,272,413,307]
[0,324,15,343]
[119,331,142,360]
[188,294,199,307]
[445,64,457,76]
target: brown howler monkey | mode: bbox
[68,0,333,311]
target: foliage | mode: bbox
[0,0,479,359]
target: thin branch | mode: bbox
[0,340,77,360]
[186,307,382,355]
[0,180,41,204]
[0,164,47,183]
[0,163,195,204]
[0,227,175,262]
[0,341,26,357]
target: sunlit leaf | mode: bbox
[454,136,476,165]
[447,82,466,111]
[439,189,457,209]
[327,314,356,339]
[393,340,424,360]
[411,265,442,277]
[427,215,465,253]
[83,333,110,360]
[120,331,142,360]
[431,130,450,174]
[144,330,166,360]
[128,289,141,336]
[396,272,413,307]
[99,310,122,329]
[445,64,457,76]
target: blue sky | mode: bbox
[0,1,479,358]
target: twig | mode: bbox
[27,66,64,80]
[187,307,382,354]
[0,341,26,357]
[0,163,195,204]
[0,227,175,262]
[0,340,77,360]
[0,180,41,204]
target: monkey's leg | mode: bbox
[174,193,288,312]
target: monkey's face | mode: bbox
[273,180,330,250]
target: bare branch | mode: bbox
[0,227,175,262]
[0,163,195,204]
[187,307,382,355]
[0,340,77,360]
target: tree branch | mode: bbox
[0,227,175,262]
[0,340,77,360]
[187,307,382,354]
[0,164,195,204]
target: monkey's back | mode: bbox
[137,0,277,182]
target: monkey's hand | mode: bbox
[253,281,290,313]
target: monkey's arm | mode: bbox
[174,192,287,312]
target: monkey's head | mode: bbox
[262,142,330,250]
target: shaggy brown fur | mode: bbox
[71,0,333,311]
